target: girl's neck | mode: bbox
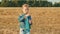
[24,13,29,15]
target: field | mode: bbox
[0,7,60,34]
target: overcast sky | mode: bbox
[0,0,1,2]
[47,0,60,4]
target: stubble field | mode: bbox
[0,7,60,34]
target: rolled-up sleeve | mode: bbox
[28,16,32,20]
[18,15,25,22]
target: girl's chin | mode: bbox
[24,13,28,14]
[23,13,27,14]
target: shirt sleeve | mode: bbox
[28,16,32,29]
[28,16,32,20]
[28,16,32,25]
[18,15,25,22]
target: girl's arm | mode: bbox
[29,20,32,25]
[28,16,32,29]
[18,15,25,22]
[28,16,32,25]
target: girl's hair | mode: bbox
[22,4,29,8]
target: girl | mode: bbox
[18,4,32,34]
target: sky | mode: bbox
[0,0,60,4]
[0,0,1,2]
[47,0,60,4]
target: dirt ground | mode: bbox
[0,7,60,34]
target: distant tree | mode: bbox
[33,1,40,7]
[6,1,17,7]
[17,1,27,7]
[39,1,52,7]
[53,2,60,7]
[0,0,60,7]
[27,1,34,7]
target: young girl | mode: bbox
[18,4,32,34]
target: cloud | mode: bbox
[47,0,60,4]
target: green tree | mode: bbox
[53,2,60,7]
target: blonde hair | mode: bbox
[22,4,29,8]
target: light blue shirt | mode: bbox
[18,14,32,30]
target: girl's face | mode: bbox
[22,7,29,14]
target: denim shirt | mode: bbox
[18,14,32,30]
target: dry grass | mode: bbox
[0,7,60,34]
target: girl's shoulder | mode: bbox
[20,14,25,16]
[28,14,31,17]
[27,13,31,16]
[27,14,31,17]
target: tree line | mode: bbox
[0,1,60,7]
